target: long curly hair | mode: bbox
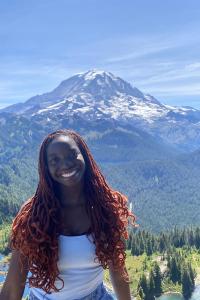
[9,129,137,294]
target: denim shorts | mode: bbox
[29,282,115,300]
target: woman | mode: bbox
[0,129,136,300]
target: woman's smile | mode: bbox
[58,167,80,179]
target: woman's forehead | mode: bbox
[47,135,78,152]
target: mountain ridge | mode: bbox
[1,69,194,117]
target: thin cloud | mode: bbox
[105,44,173,63]
[136,62,200,86]
[104,29,200,64]
[185,62,200,71]
[145,83,200,97]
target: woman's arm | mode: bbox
[108,263,132,300]
[0,249,29,300]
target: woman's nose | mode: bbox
[61,158,73,169]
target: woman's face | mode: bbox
[46,135,86,187]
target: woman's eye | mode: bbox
[70,150,78,159]
[49,157,59,165]
[48,151,79,165]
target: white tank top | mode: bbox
[29,234,104,299]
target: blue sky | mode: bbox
[0,0,200,109]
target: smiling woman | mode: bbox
[0,129,137,300]
[46,135,86,193]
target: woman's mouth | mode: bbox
[58,168,79,179]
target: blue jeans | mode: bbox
[29,282,115,299]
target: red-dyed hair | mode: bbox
[9,129,137,294]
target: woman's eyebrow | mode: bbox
[48,153,57,157]
[48,148,77,156]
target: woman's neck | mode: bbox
[56,181,86,207]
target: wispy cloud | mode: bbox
[97,30,200,103]
[105,43,173,63]
[0,59,84,104]
[134,61,200,86]
[0,103,9,109]
[143,83,200,97]
[103,28,200,64]
[185,62,200,71]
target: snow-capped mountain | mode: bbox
[1,70,162,119]
[1,69,200,151]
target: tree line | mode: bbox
[127,227,198,299]
[127,226,200,256]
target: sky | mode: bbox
[0,0,200,109]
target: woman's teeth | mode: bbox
[60,169,77,178]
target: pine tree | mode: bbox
[137,287,145,300]
[195,228,200,249]
[139,237,145,255]
[148,269,155,300]
[188,229,195,246]
[137,273,148,296]
[159,233,166,253]
[188,263,195,289]
[127,232,133,250]
[152,262,162,297]
[182,269,195,299]
[131,237,137,256]
[170,256,181,283]
[146,239,153,256]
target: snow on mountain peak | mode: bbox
[78,69,116,81]
[1,69,199,128]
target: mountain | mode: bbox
[1,69,200,151]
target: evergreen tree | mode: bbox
[152,262,162,296]
[137,287,145,300]
[195,228,200,249]
[137,273,148,297]
[146,239,153,256]
[169,256,181,283]
[127,232,133,250]
[139,237,145,255]
[188,263,195,289]
[148,269,155,300]
[188,229,195,247]
[182,269,195,300]
[159,233,166,252]
[131,237,137,256]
